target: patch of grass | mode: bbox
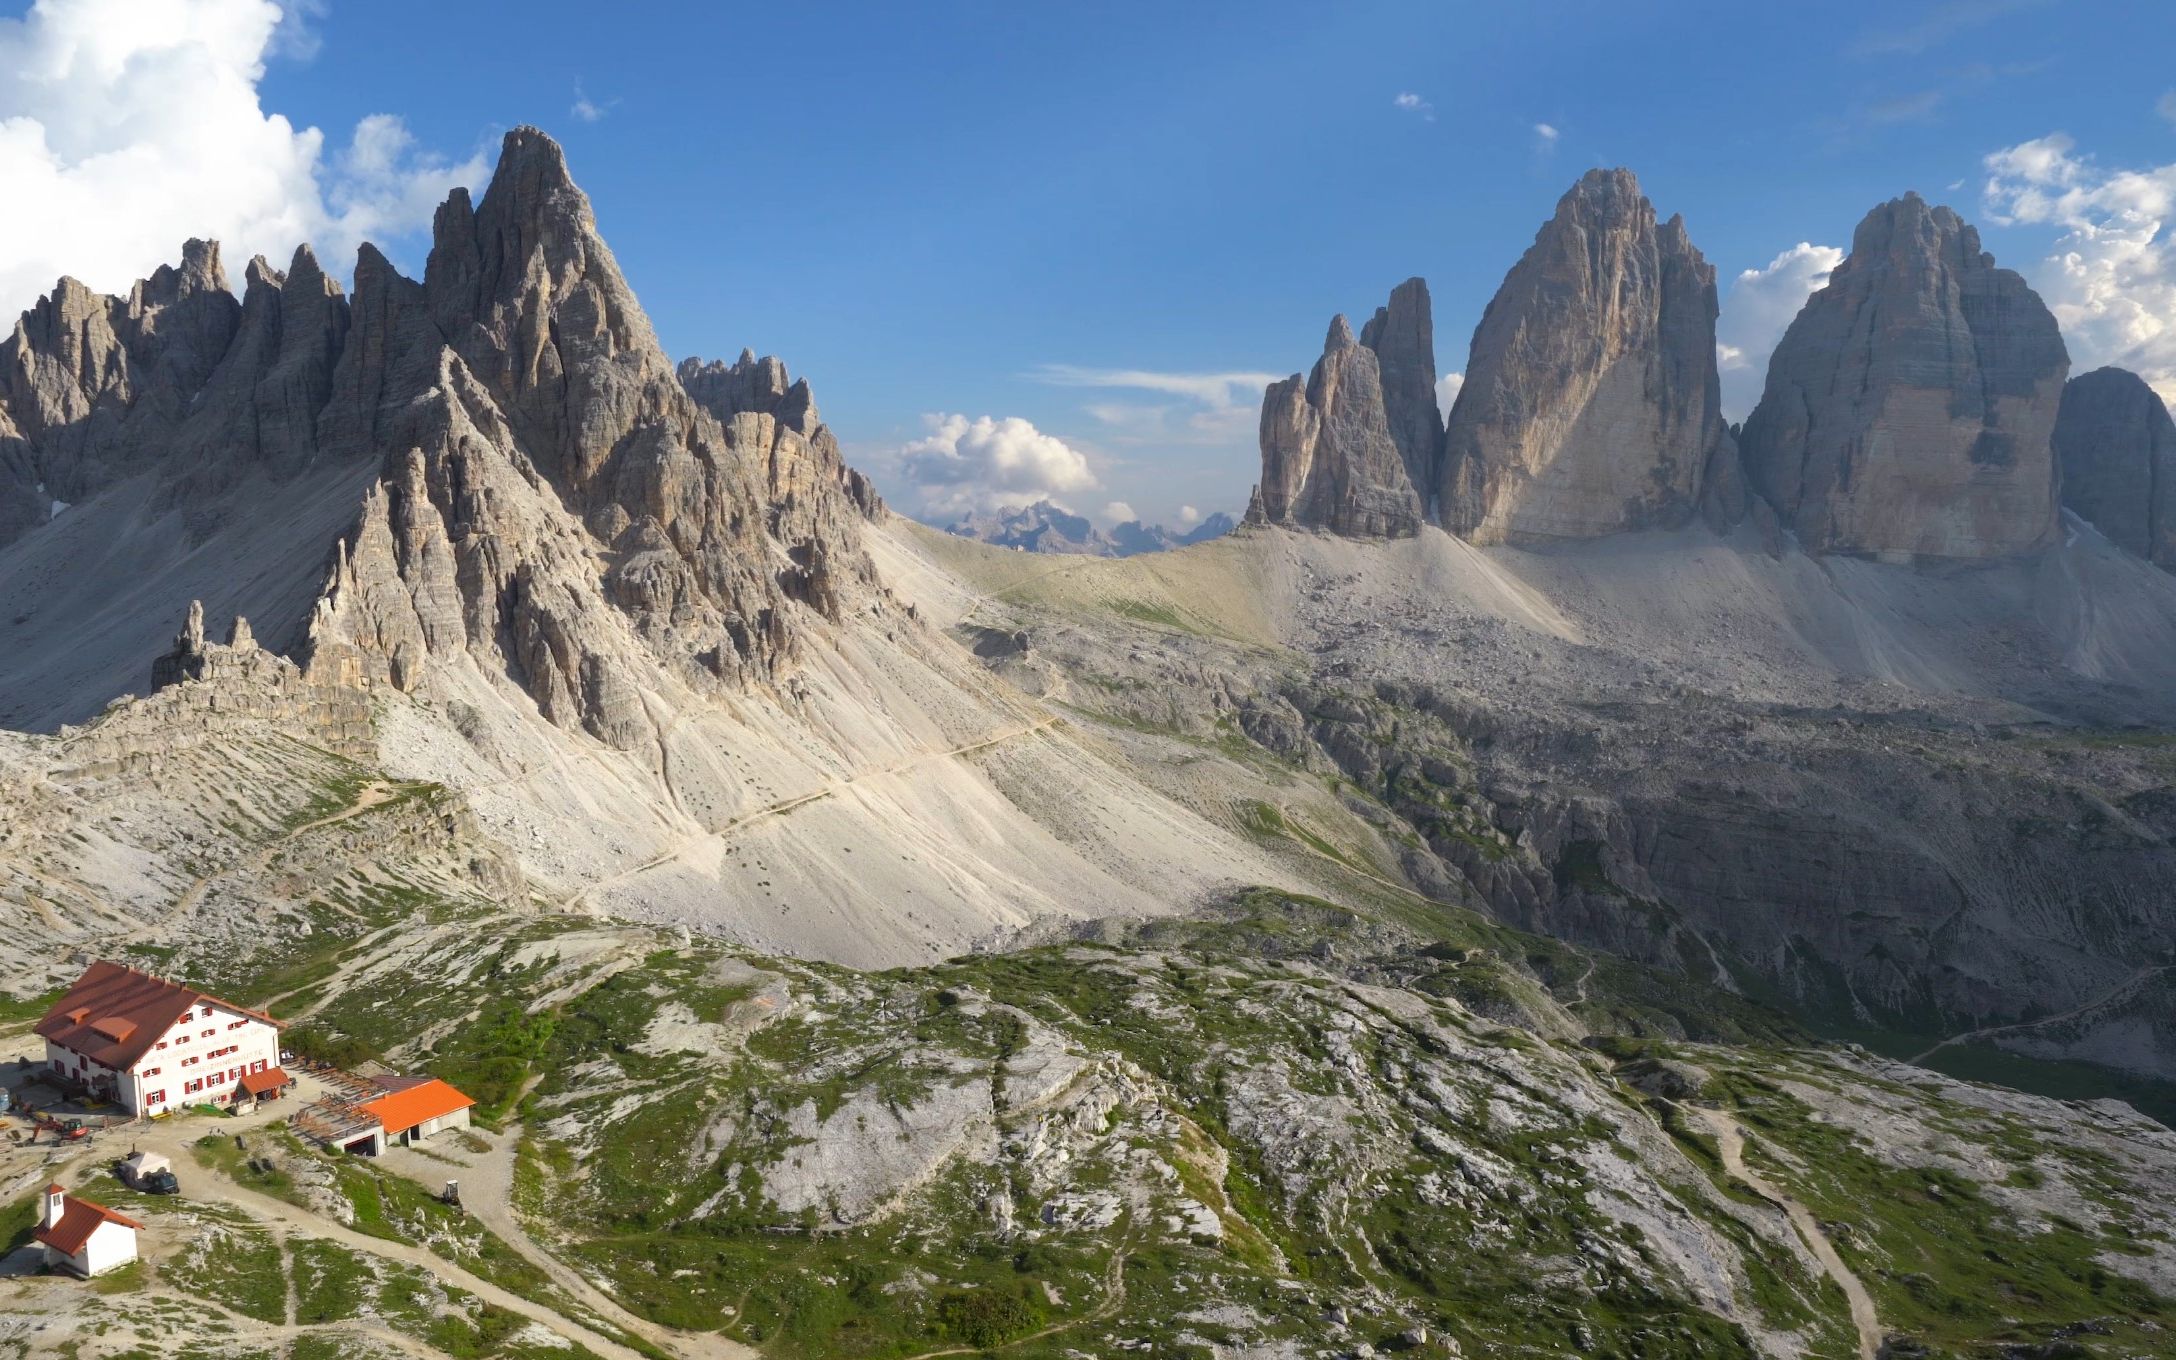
[162,1219,286,1322]
[291,1237,372,1324]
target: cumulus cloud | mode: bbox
[1101,501,1136,524]
[896,413,1098,517]
[1982,133,2176,404]
[1028,364,1278,448]
[0,0,487,323]
[1435,371,1464,421]
[1393,91,1434,122]
[1176,505,1201,527]
[1715,242,1845,420]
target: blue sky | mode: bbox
[6,0,2175,528]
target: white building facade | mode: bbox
[35,1184,142,1278]
[36,962,284,1117]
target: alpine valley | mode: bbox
[3,131,2176,1360]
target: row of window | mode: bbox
[143,1057,271,1109]
[141,1041,258,1076]
[156,1018,263,1052]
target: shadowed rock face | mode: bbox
[1246,315,1427,538]
[1740,193,2069,561]
[1442,168,1730,546]
[2055,366,2176,569]
[1358,277,1444,516]
[0,239,244,519]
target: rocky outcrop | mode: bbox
[1441,169,1730,545]
[1246,316,1426,538]
[1358,277,1444,513]
[678,350,886,545]
[131,600,373,760]
[2054,366,2176,568]
[1740,193,2068,560]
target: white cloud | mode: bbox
[1029,364,1278,448]
[1101,501,1136,524]
[0,0,486,324]
[1434,371,1464,420]
[1393,91,1434,122]
[896,413,1098,517]
[1715,242,1845,420]
[1983,132,2176,404]
[1533,122,1559,151]
[571,80,612,124]
[1176,505,1200,527]
[1030,364,1278,408]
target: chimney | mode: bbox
[43,1183,65,1229]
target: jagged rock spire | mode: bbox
[1247,309,1427,538]
[1739,192,2068,560]
[1358,277,1444,516]
[1442,167,1730,545]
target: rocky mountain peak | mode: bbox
[1441,166,1729,545]
[1740,193,2068,560]
[1247,293,1427,539]
[2054,365,2176,569]
[0,126,895,744]
[1358,277,1443,510]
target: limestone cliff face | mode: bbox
[1357,278,1444,514]
[1246,316,1427,538]
[0,128,890,745]
[1442,169,1729,545]
[1740,193,2069,561]
[2053,367,2176,569]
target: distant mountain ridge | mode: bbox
[939,499,1234,556]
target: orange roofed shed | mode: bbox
[355,1078,475,1143]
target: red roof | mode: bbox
[35,961,282,1072]
[356,1078,475,1135]
[34,1191,143,1257]
[238,1067,290,1096]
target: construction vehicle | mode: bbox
[33,1115,89,1144]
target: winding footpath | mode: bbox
[1689,1105,1881,1360]
[1907,964,2172,1066]
[392,1121,754,1360]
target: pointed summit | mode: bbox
[1358,277,1443,516]
[1740,193,2067,560]
[1247,294,1426,539]
[1442,167,1729,545]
